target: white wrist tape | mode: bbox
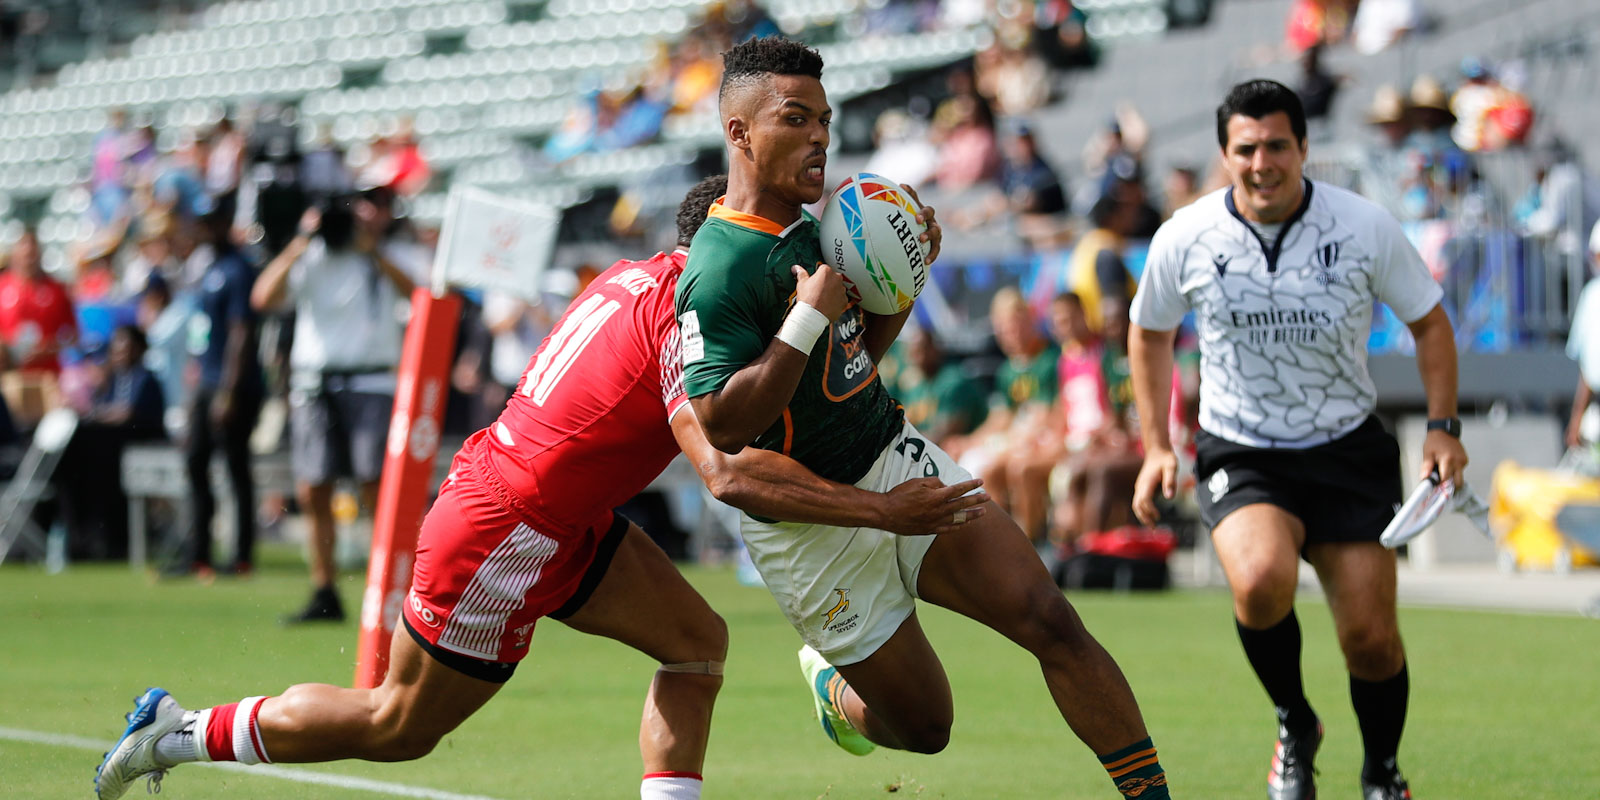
[775,301,830,352]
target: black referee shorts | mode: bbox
[1194,416,1403,552]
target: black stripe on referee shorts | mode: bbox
[403,615,518,684]
[549,512,630,621]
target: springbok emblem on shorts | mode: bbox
[823,589,850,627]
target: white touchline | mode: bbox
[0,725,506,800]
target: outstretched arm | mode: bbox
[670,409,986,535]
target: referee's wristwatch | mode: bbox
[1426,417,1462,438]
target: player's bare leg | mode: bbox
[257,628,502,761]
[826,612,954,753]
[558,522,729,778]
[1306,540,1411,797]
[94,625,502,799]
[917,501,1149,750]
[1211,504,1320,800]
[912,500,1170,797]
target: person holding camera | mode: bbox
[252,193,418,622]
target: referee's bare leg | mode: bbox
[257,520,727,776]
[825,501,1168,796]
[1210,504,1304,630]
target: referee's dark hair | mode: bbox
[676,173,729,247]
[1216,79,1307,149]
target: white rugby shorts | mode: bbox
[740,421,973,665]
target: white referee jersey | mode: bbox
[1131,179,1443,448]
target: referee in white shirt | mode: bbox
[1127,80,1468,800]
[253,191,419,623]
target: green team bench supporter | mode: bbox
[995,344,1060,411]
[676,202,902,485]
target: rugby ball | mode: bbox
[817,173,931,315]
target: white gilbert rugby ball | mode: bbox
[817,173,930,315]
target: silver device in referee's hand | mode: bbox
[1380,469,1492,549]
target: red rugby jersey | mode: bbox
[472,250,690,531]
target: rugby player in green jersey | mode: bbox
[674,36,1172,800]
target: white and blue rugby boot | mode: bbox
[95,688,189,799]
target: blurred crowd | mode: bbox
[2,0,1596,578]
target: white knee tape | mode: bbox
[658,660,725,676]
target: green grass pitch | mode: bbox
[4,552,1597,798]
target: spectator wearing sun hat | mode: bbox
[1407,75,1471,204]
[1357,85,1411,217]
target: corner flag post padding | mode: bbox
[354,187,563,688]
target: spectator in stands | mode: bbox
[1284,0,1352,52]
[1451,58,1534,152]
[1406,75,1471,208]
[125,123,161,188]
[55,324,167,561]
[1406,76,1458,162]
[73,234,120,304]
[300,123,352,202]
[948,287,1058,536]
[544,90,604,163]
[90,107,132,226]
[669,32,722,115]
[120,218,178,300]
[931,90,1002,191]
[136,273,190,427]
[1117,174,1165,239]
[1065,193,1138,335]
[1036,0,1097,69]
[598,85,670,151]
[1350,0,1423,55]
[1519,140,1600,264]
[482,269,577,397]
[0,227,78,379]
[204,116,246,223]
[1565,221,1600,450]
[1008,293,1109,544]
[1295,44,1340,123]
[897,326,988,449]
[1075,107,1147,215]
[864,109,938,190]
[252,193,419,622]
[1358,85,1413,217]
[976,39,1051,116]
[153,129,213,223]
[952,122,1069,250]
[363,118,431,197]
[1162,165,1203,220]
[169,208,263,579]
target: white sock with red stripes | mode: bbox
[640,771,702,800]
[154,697,273,767]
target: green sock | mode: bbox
[1099,736,1170,798]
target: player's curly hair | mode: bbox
[718,36,824,107]
[677,173,728,247]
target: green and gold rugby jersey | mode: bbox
[676,202,903,485]
[993,345,1060,411]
